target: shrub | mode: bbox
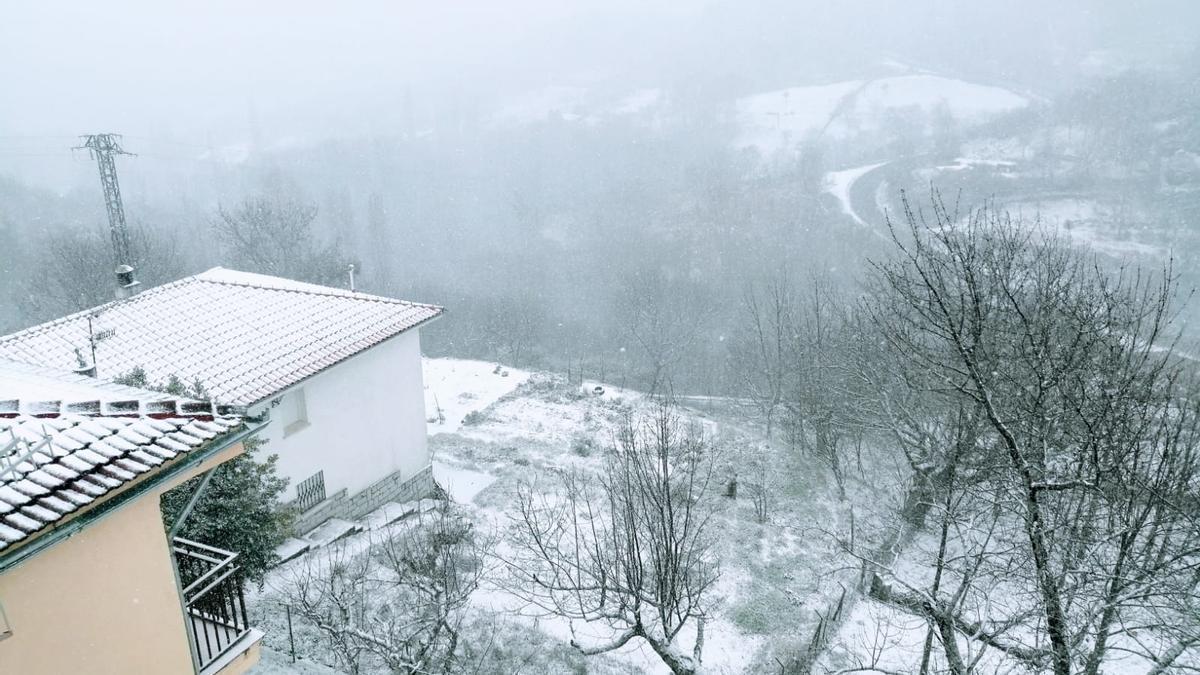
[570,433,598,457]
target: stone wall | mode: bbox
[291,464,435,535]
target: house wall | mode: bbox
[250,328,431,510]
[0,442,246,675]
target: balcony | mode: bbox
[173,537,258,673]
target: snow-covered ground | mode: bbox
[420,359,898,673]
[1017,198,1166,258]
[423,357,531,434]
[835,75,1027,133]
[736,74,1027,152]
[484,74,1027,157]
[736,81,863,150]
[431,462,496,503]
[251,358,903,674]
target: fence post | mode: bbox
[286,603,296,663]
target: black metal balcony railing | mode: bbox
[173,537,251,672]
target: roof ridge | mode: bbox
[0,275,205,345]
[0,271,444,348]
[194,268,445,310]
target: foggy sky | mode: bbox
[2,0,1196,191]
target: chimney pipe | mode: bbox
[115,264,140,300]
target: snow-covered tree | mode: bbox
[507,404,720,675]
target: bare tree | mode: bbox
[619,273,714,397]
[782,279,865,501]
[278,502,486,674]
[731,276,797,437]
[733,274,866,500]
[19,222,186,321]
[477,295,544,367]
[746,441,776,525]
[867,192,1200,673]
[506,404,720,675]
[214,186,355,285]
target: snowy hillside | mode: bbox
[251,356,1198,675]
[735,80,864,149]
[736,74,1028,151]
[250,358,902,674]
[838,75,1027,128]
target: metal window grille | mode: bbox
[295,471,326,512]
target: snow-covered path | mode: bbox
[824,161,888,226]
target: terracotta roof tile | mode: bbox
[0,405,244,552]
[0,366,245,553]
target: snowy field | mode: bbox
[837,75,1027,132]
[736,74,1027,152]
[1016,198,1166,258]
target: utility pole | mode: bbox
[76,133,140,298]
[766,90,797,131]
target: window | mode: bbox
[281,388,309,437]
[295,471,326,512]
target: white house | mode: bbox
[0,268,443,531]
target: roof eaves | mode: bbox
[0,415,264,574]
[241,304,445,407]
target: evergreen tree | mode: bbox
[162,440,292,583]
[114,368,293,582]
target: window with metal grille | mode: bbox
[295,470,326,512]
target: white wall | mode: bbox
[248,328,430,502]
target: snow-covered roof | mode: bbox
[0,268,445,408]
[0,359,173,403]
[0,363,244,554]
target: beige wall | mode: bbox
[0,442,248,675]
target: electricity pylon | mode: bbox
[77,133,139,296]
